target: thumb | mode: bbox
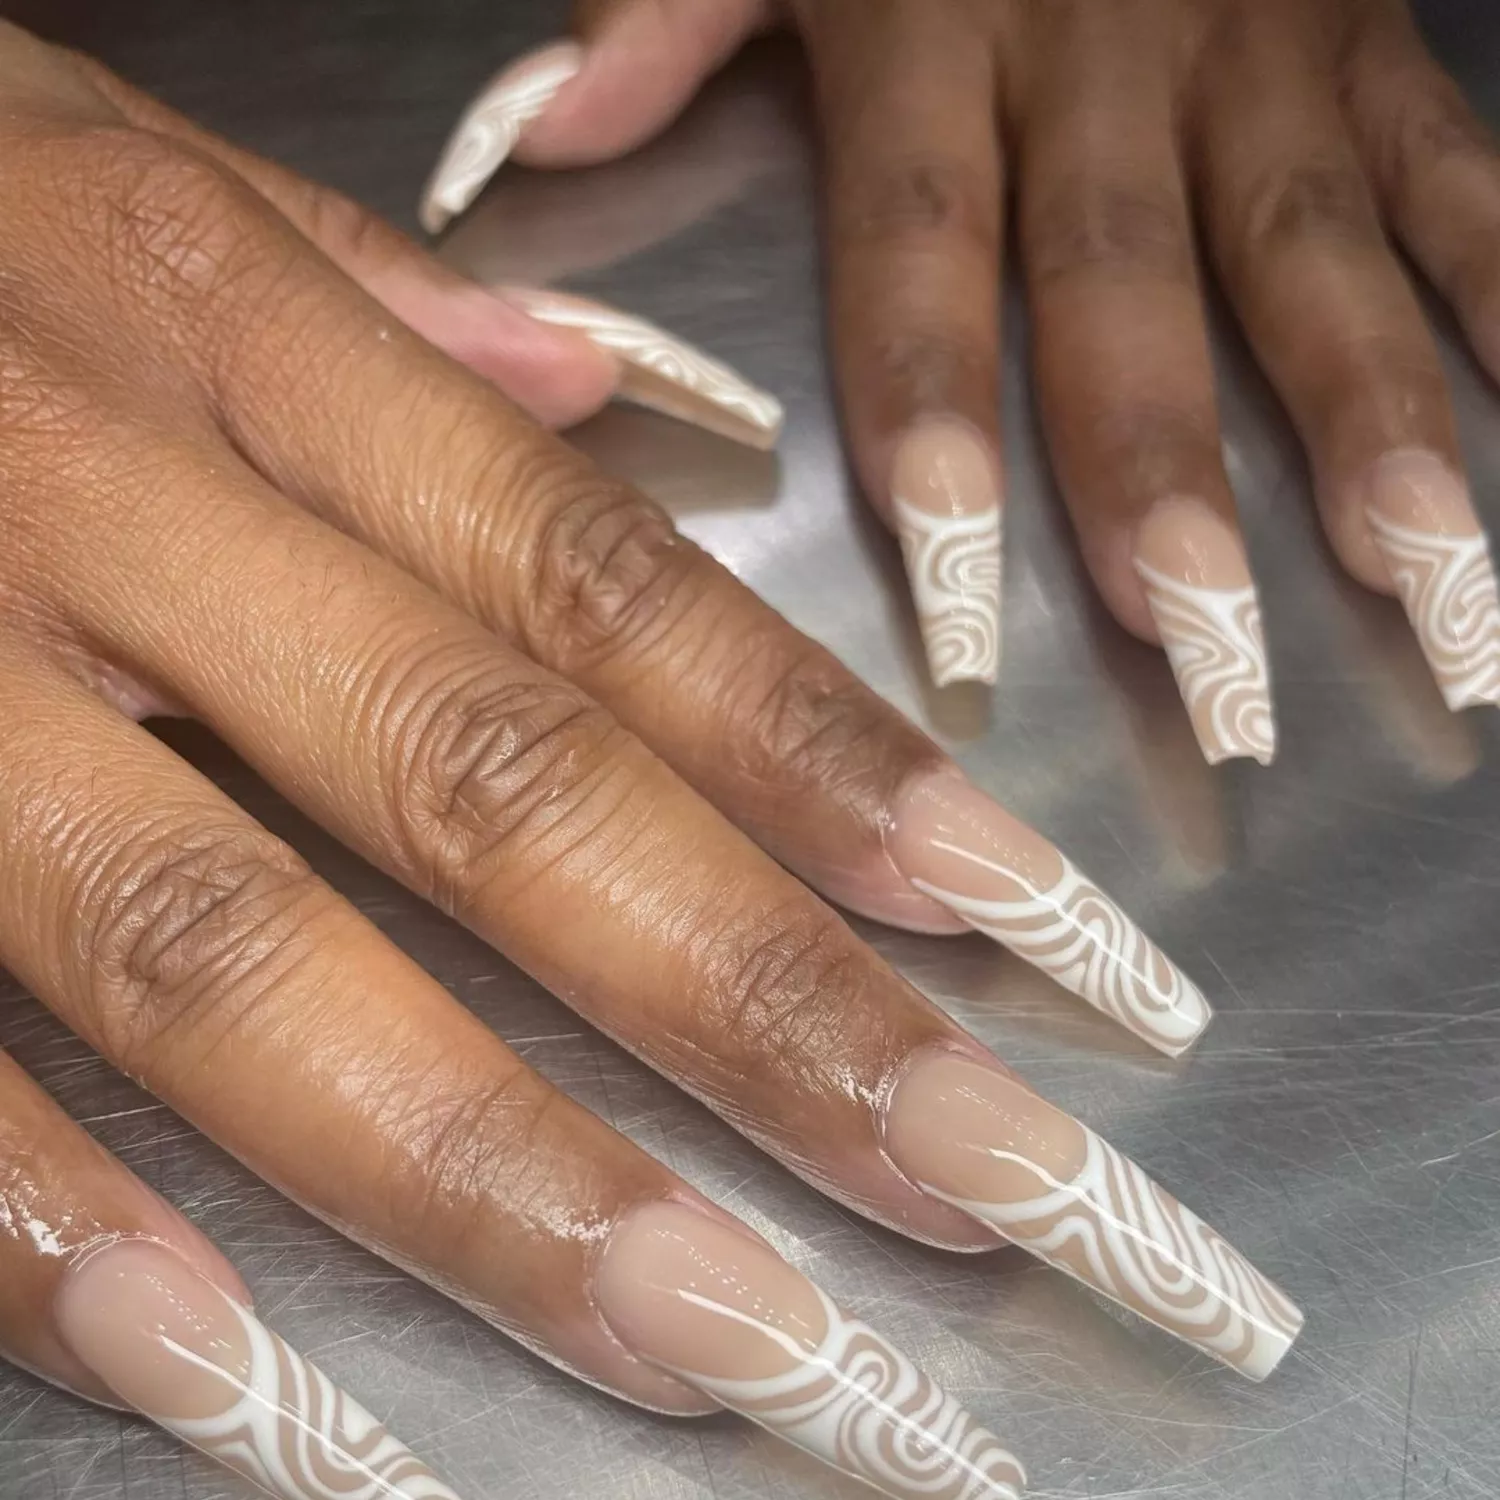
[419,0,772,234]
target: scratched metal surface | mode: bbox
[4,1,1500,1496]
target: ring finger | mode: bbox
[1193,7,1500,711]
[1016,6,1276,766]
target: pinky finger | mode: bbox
[1345,12,1500,382]
[0,1047,462,1500]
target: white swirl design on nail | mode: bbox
[427,53,581,221]
[923,1130,1303,1381]
[909,845,1209,1055]
[893,500,1002,686]
[1136,566,1275,765]
[169,1300,460,1500]
[666,1287,1024,1500]
[517,296,783,438]
[1367,514,1500,710]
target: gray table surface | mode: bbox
[5,2,1500,1497]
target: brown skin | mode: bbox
[0,18,1044,1419]
[514,0,1500,633]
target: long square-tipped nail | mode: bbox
[599,1201,1025,1499]
[891,422,1002,687]
[504,287,784,449]
[55,1239,461,1500]
[886,1052,1303,1380]
[1134,498,1275,765]
[1364,450,1500,710]
[889,770,1211,1055]
[420,42,583,234]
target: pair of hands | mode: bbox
[1,1,1493,1497]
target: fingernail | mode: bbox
[1363,449,1500,710]
[599,1201,1025,1500]
[888,769,1211,1056]
[1133,498,1276,766]
[886,1051,1303,1380]
[420,42,584,234]
[891,421,1002,687]
[55,1239,461,1500]
[504,286,784,450]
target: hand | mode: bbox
[0,23,1300,1500]
[424,0,1500,759]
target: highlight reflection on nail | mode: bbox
[1134,499,1275,766]
[599,1201,1025,1500]
[1365,450,1500,711]
[892,422,1002,687]
[889,771,1211,1056]
[506,287,784,450]
[420,43,583,234]
[55,1240,460,1500]
[886,1053,1303,1381]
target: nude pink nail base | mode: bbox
[56,1240,461,1500]
[599,1202,1025,1499]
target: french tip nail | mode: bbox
[598,1201,1027,1500]
[55,1239,461,1500]
[1133,501,1276,768]
[889,770,1214,1056]
[505,287,783,449]
[421,42,584,233]
[1363,450,1500,712]
[885,1052,1303,1381]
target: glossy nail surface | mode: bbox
[599,1202,1024,1500]
[420,43,582,233]
[56,1240,460,1500]
[891,422,1002,687]
[887,1053,1303,1380]
[1135,498,1275,765]
[1364,450,1500,710]
[507,287,784,449]
[889,770,1211,1055]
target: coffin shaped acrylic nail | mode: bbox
[420,42,583,234]
[1364,450,1500,710]
[56,1239,461,1500]
[886,1052,1303,1381]
[505,286,784,450]
[1134,498,1275,766]
[599,1201,1025,1500]
[891,422,1003,687]
[889,770,1211,1056]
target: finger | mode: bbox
[801,0,1004,686]
[0,1048,464,1500]
[1193,15,1500,710]
[1017,11,1274,765]
[420,0,772,234]
[71,48,781,450]
[1341,7,1500,386]
[31,463,1304,1378]
[0,645,1025,1500]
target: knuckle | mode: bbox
[834,155,994,246]
[381,1066,562,1247]
[864,321,992,411]
[1234,160,1381,256]
[728,636,929,806]
[702,903,869,1070]
[49,126,266,312]
[79,823,328,1073]
[1026,177,1193,287]
[1068,397,1218,497]
[382,651,634,913]
[520,465,696,674]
